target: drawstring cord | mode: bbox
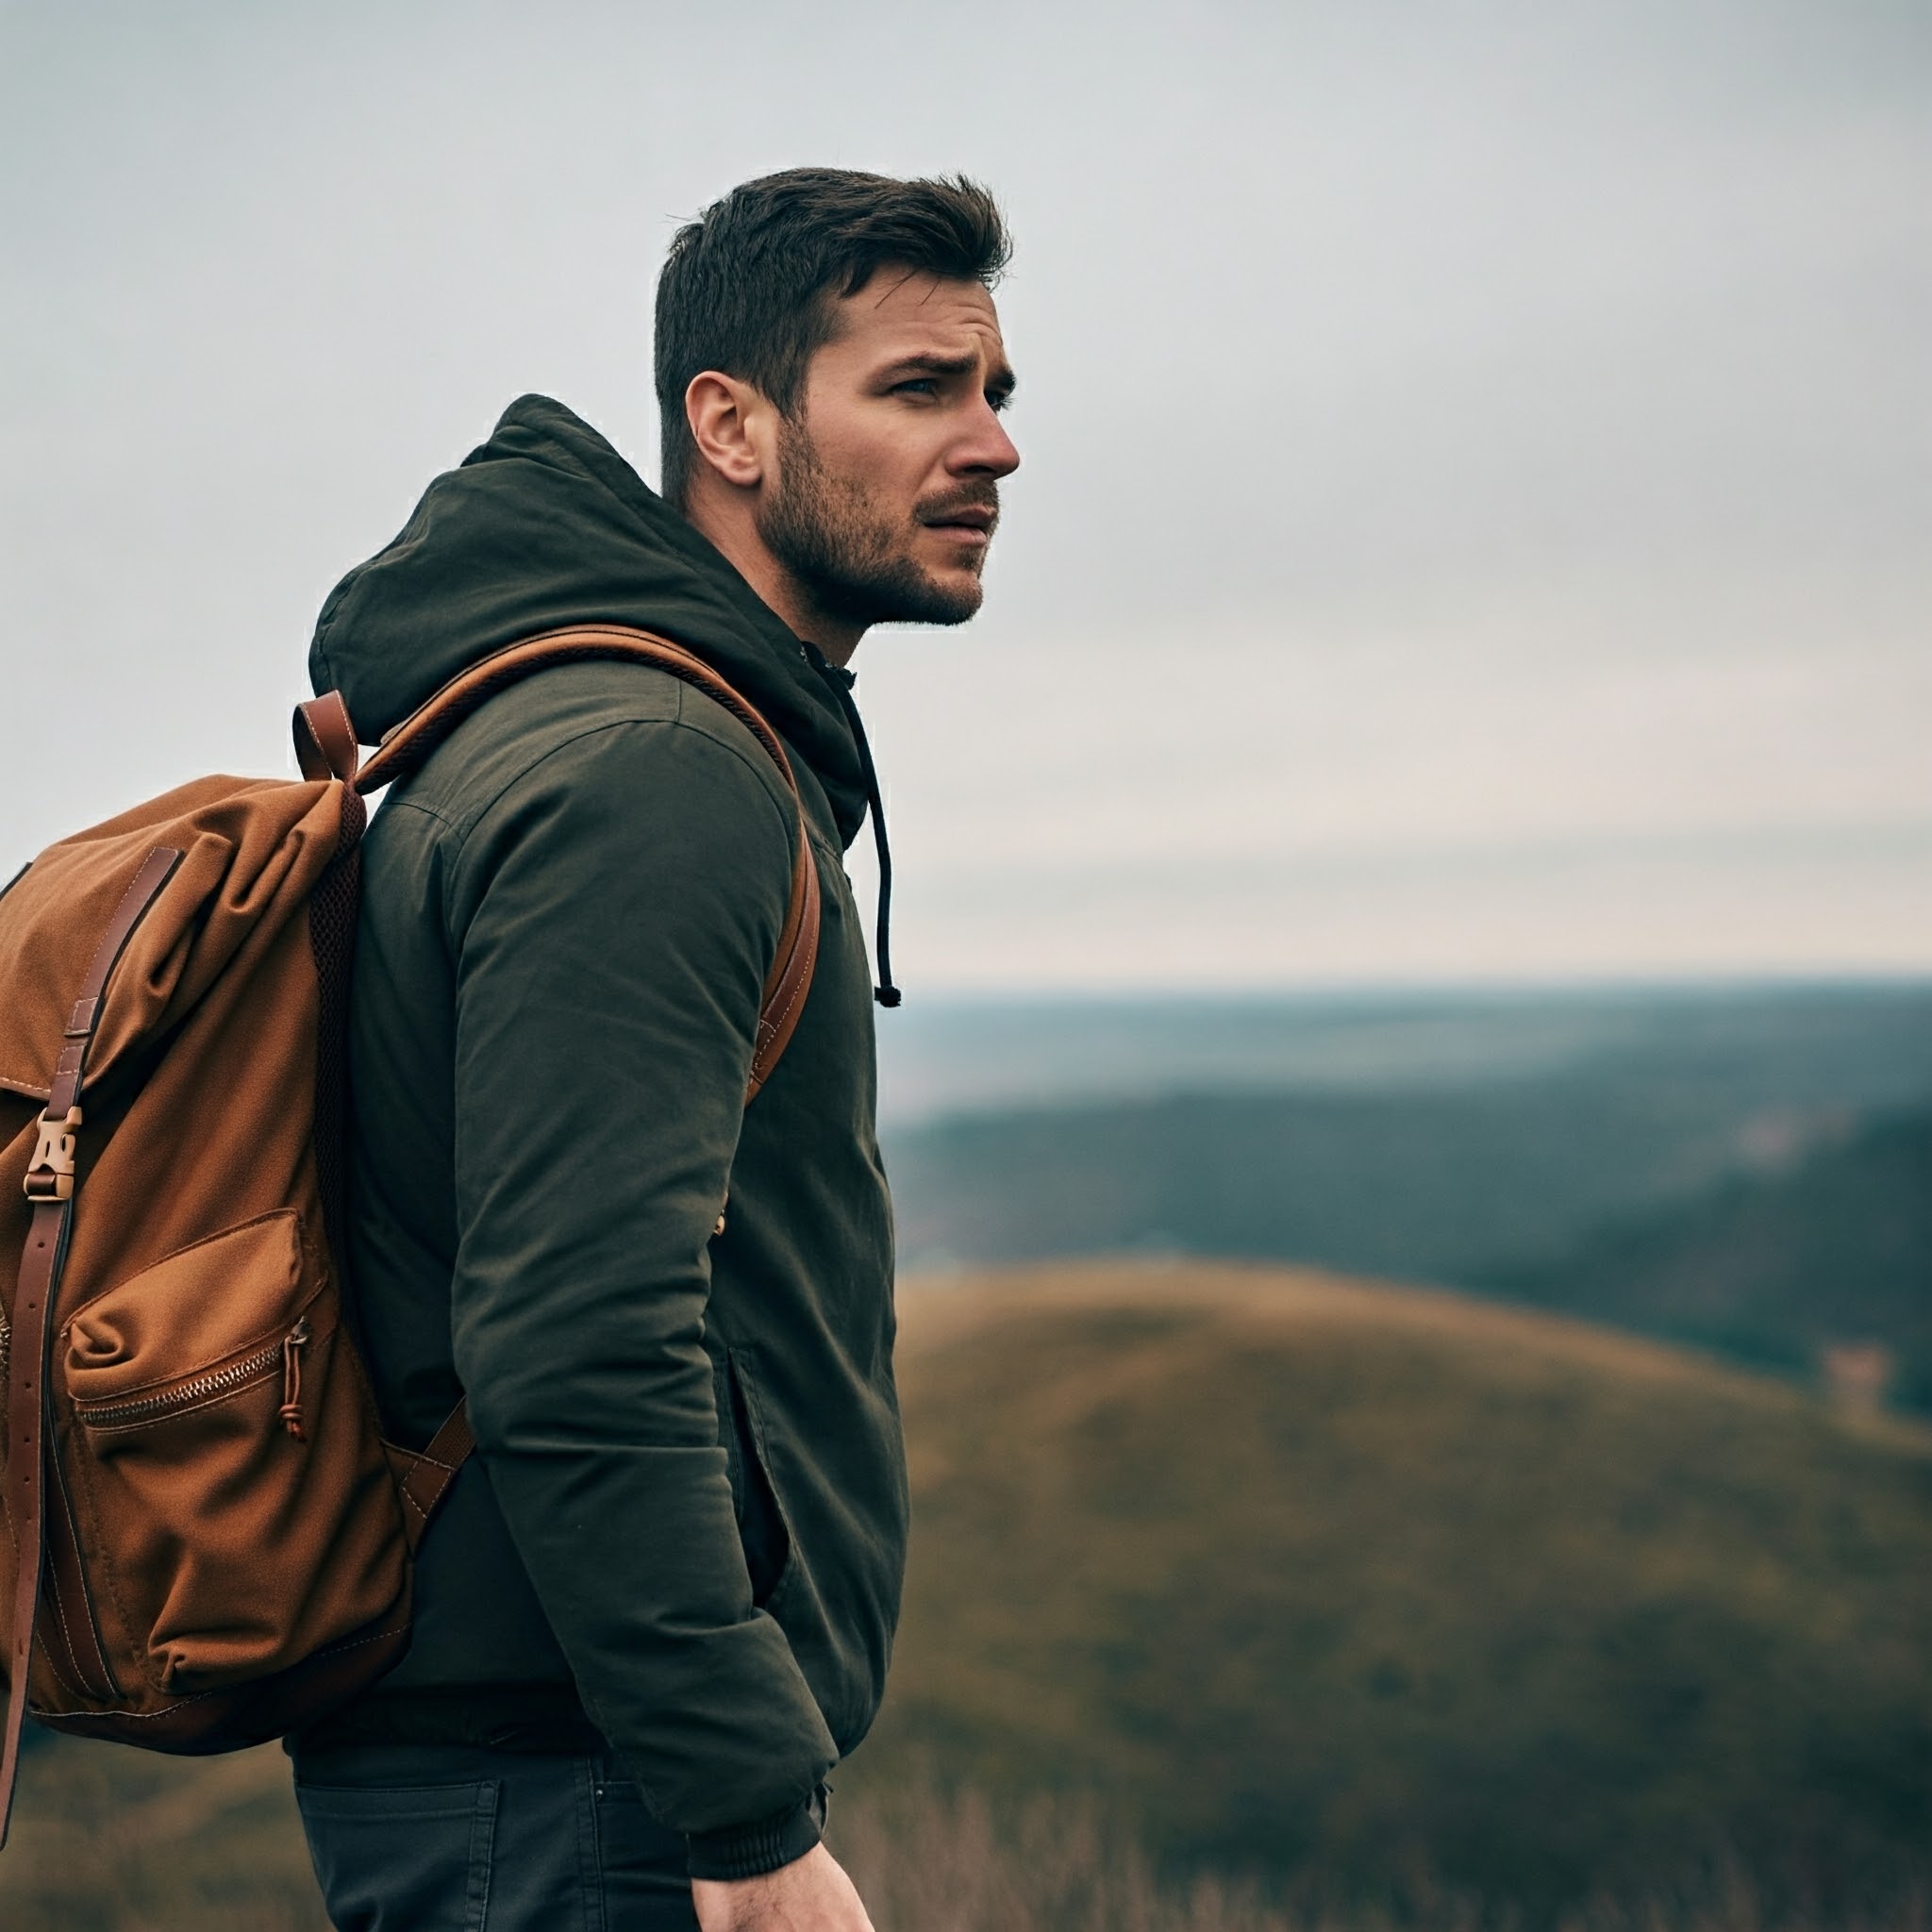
[802,643,902,1008]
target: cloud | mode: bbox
[3,0,1927,981]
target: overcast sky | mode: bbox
[4,0,1927,990]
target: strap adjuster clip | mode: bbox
[24,1106,83,1202]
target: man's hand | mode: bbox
[691,1842,875,1932]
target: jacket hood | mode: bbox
[309,395,870,846]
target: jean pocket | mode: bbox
[296,1779,499,1932]
[588,1774,703,1924]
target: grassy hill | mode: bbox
[850,1261,1932,1917]
[4,1259,1927,1927]
[1487,1110,1932,1409]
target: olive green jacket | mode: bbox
[299,396,905,1877]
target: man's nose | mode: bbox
[952,401,1021,478]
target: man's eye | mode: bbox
[892,378,939,397]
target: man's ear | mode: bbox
[685,371,774,491]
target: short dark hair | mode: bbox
[654,168,1011,508]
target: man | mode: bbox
[287,169,1019,1931]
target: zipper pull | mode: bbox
[279,1318,311,1440]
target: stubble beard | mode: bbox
[756,419,992,632]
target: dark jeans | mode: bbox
[292,1742,699,1932]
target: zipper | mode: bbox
[278,1318,311,1439]
[76,1320,311,1434]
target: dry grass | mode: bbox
[4,1262,1926,1928]
[0,1738,328,1932]
[867,1263,1932,1911]
[834,1783,1308,1932]
[832,1779,1932,1932]
[0,1738,1925,1932]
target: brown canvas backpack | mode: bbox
[0,625,822,1845]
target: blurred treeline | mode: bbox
[889,987,1932,1409]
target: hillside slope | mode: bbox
[855,1262,1932,1916]
[4,1261,1925,1928]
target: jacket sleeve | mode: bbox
[441,706,837,1857]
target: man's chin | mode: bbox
[900,591,983,627]
[918,572,986,624]
[866,563,985,628]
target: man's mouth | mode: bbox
[920,499,998,544]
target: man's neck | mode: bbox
[681,490,862,667]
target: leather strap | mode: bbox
[293,691,359,783]
[291,627,824,1561]
[391,1404,477,1556]
[750,811,820,1098]
[303,624,821,1097]
[3,845,182,1848]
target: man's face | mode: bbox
[757,271,1019,630]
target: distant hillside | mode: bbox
[882,994,1932,1400]
[878,985,1932,1128]
[886,1078,1861,1278]
[852,1262,1932,1918]
[1487,1110,1932,1408]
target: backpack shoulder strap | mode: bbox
[293,626,825,1541]
[295,624,822,1096]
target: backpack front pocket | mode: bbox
[61,1209,409,1697]
[74,1320,312,1434]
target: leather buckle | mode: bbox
[24,1106,82,1202]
